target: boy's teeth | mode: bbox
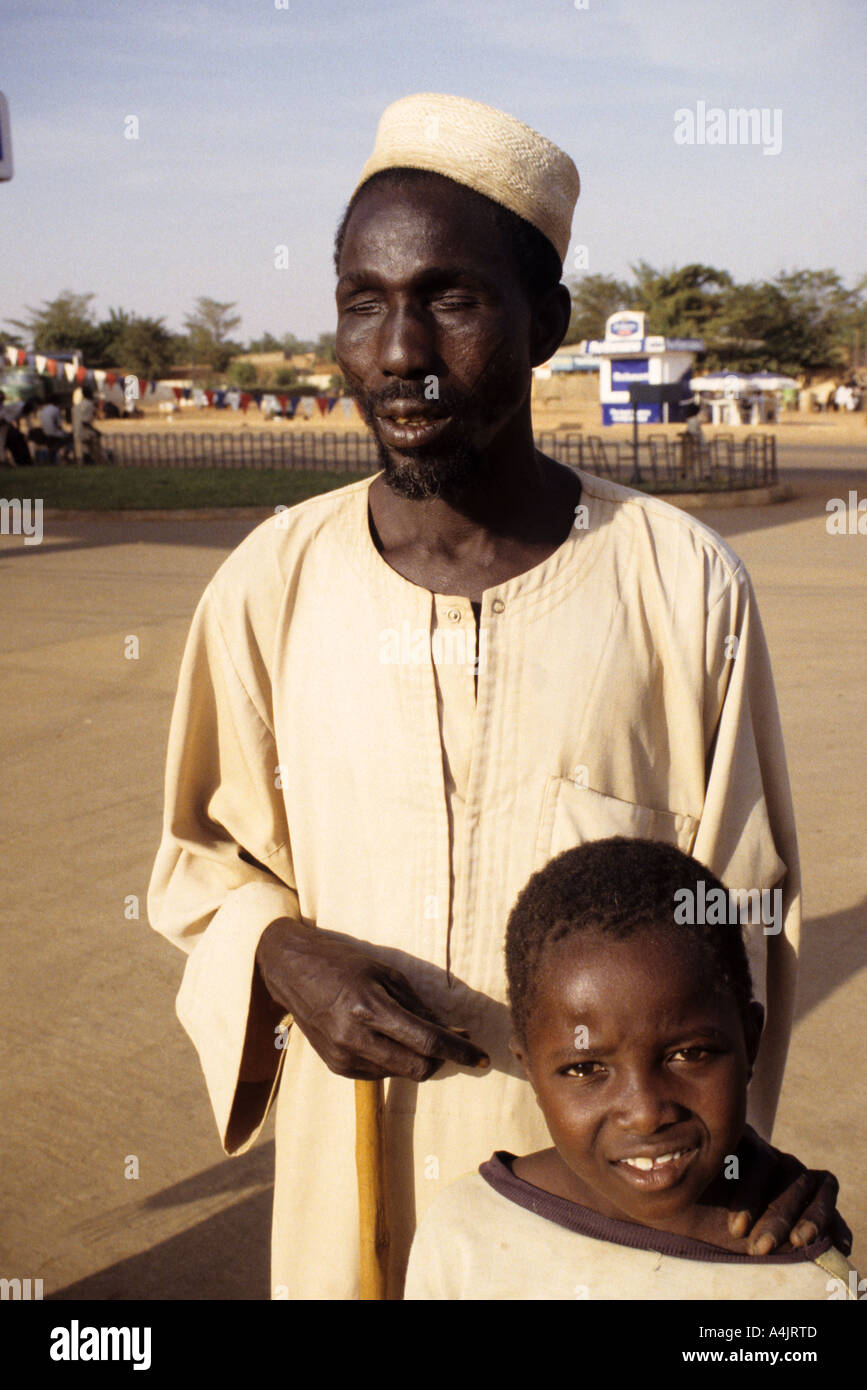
[622,1149,687,1170]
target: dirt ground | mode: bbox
[99,396,867,446]
[0,430,864,1300]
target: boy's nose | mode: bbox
[613,1072,683,1135]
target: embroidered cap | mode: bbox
[354,93,580,264]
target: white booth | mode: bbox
[583,311,704,426]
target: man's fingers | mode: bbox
[745,1169,820,1255]
[379,968,444,1025]
[362,990,490,1071]
[372,969,490,1069]
[787,1171,838,1248]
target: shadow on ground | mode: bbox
[50,1143,275,1301]
[794,898,867,1022]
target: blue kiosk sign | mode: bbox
[583,311,703,425]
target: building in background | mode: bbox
[582,311,703,426]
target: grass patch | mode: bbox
[0,466,373,510]
[0,463,770,511]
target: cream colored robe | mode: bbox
[147,469,800,1299]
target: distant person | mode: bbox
[72,385,106,465]
[38,393,74,461]
[679,402,705,477]
[0,390,33,467]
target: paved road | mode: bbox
[1,447,864,1299]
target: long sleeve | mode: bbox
[694,562,801,1139]
[147,583,300,1154]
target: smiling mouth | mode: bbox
[613,1147,699,1190]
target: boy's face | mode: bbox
[511,926,762,1231]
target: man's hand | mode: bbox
[728,1126,851,1255]
[256,917,490,1081]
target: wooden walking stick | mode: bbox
[355,1077,390,1300]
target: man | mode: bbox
[37,392,74,461]
[72,385,105,465]
[149,94,834,1299]
[0,389,32,466]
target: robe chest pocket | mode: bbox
[534,775,699,870]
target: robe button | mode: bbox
[491,599,505,614]
[447,607,461,622]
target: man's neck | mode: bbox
[367,435,582,603]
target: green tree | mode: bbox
[564,274,631,345]
[630,262,733,339]
[314,332,337,363]
[704,270,864,373]
[6,290,103,358]
[184,297,242,372]
[703,281,796,372]
[246,332,283,354]
[95,306,133,363]
[108,315,176,377]
[227,360,258,388]
[771,269,861,371]
[281,333,312,356]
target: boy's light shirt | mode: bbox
[147,469,800,1299]
[403,1165,858,1301]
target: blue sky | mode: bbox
[1,0,864,344]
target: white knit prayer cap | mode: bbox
[354,93,580,265]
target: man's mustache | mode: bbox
[348,378,468,416]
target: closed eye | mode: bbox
[430,296,478,310]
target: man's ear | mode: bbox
[529,283,572,368]
[743,1001,765,1076]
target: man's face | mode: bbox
[335,176,535,500]
[514,927,757,1231]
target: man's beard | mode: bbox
[345,345,526,502]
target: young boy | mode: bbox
[404,837,858,1300]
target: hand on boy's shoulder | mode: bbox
[727,1126,850,1257]
[510,1133,849,1261]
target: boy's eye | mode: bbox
[669,1046,714,1063]
[562,1061,604,1078]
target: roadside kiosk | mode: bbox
[583,310,703,425]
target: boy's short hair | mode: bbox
[505,836,754,1043]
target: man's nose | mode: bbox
[378,302,434,379]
